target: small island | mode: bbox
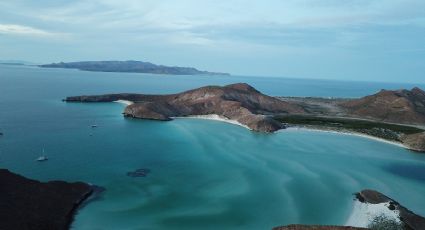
[0,169,96,230]
[40,60,230,76]
[64,83,425,152]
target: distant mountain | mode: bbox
[0,60,37,65]
[39,61,230,76]
[341,87,425,125]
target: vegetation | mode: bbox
[274,115,424,141]
[367,214,404,230]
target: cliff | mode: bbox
[65,83,306,132]
[0,169,94,230]
[40,61,229,76]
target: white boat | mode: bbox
[36,149,48,162]
[91,121,98,128]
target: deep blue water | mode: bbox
[0,64,424,230]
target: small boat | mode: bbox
[36,156,48,162]
[91,120,98,128]
[36,149,48,162]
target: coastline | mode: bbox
[172,114,252,130]
[284,126,407,149]
[114,100,134,106]
[345,200,400,228]
[0,169,96,230]
[172,115,408,150]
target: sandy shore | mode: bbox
[171,117,407,149]
[114,100,134,106]
[284,127,406,149]
[345,200,400,227]
[173,114,252,130]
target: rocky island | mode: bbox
[40,60,230,76]
[65,83,425,151]
[0,169,95,230]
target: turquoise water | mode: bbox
[0,64,424,229]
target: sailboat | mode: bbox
[36,148,48,162]
[91,120,98,128]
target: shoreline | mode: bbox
[172,114,252,130]
[173,115,408,150]
[284,126,406,149]
[114,100,134,106]
[345,200,400,228]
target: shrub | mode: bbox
[367,214,404,230]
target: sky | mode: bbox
[0,0,424,83]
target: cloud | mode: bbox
[0,0,424,82]
[0,24,61,37]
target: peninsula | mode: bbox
[65,83,305,132]
[0,169,96,230]
[64,83,425,151]
[40,61,230,75]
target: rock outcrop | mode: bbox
[273,189,425,230]
[356,189,425,230]
[272,225,365,230]
[65,83,306,132]
[340,87,425,125]
[0,169,94,230]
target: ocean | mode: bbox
[0,64,424,230]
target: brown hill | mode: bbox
[341,87,425,125]
[66,83,305,132]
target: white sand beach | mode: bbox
[114,100,134,106]
[173,114,252,130]
[284,127,406,149]
[345,200,400,227]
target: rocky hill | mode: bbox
[65,83,306,132]
[341,87,425,125]
[0,169,94,230]
[65,84,425,151]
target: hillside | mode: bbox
[65,83,305,132]
[341,87,425,125]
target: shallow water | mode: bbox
[0,65,424,230]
